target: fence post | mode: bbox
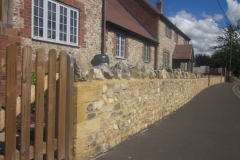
[5,44,17,160]
[57,51,67,159]
[65,54,75,160]
[46,49,57,160]
[34,48,45,160]
[20,46,32,160]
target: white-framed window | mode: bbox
[163,52,169,69]
[166,26,171,38]
[32,0,79,46]
[144,44,150,63]
[116,33,125,58]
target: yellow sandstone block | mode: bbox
[74,83,102,103]
[73,117,101,139]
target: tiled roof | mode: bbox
[106,0,157,42]
[173,45,193,59]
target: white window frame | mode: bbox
[144,44,150,63]
[116,33,125,59]
[163,53,169,69]
[32,0,79,46]
[166,26,171,38]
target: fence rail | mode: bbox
[0,44,74,159]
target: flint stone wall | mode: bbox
[73,77,224,160]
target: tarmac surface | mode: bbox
[95,83,240,160]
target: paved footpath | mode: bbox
[95,83,240,160]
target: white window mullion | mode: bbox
[56,2,59,42]
[67,8,70,44]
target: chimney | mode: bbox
[156,0,163,13]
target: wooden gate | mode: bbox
[0,44,74,159]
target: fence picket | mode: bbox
[34,48,45,160]
[5,44,17,160]
[57,51,67,159]
[20,46,32,160]
[65,54,74,160]
[46,49,57,160]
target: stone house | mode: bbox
[0,0,103,105]
[172,44,194,72]
[104,0,194,71]
[155,0,193,70]
[105,0,159,71]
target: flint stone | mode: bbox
[74,54,94,82]
[93,68,104,80]
[149,70,156,79]
[161,69,170,79]
[156,70,163,79]
[94,63,114,79]
[174,69,182,79]
[111,61,131,80]
[129,64,146,79]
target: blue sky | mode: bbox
[149,0,240,55]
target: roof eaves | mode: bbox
[106,21,159,44]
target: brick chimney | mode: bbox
[156,0,163,13]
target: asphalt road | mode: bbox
[95,83,240,160]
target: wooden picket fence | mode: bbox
[0,44,74,159]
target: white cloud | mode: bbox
[226,0,240,25]
[202,12,223,21]
[169,10,223,55]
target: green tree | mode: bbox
[194,54,210,67]
[212,23,240,77]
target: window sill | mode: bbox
[32,38,80,48]
[116,57,126,60]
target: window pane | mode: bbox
[60,33,62,40]
[74,36,77,43]
[52,13,56,21]
[64,17,67,24]
[60,25,63,32]
[74,28,77,34]
[70,27,73,34]
[70,35,73,42]
[39,8,43,17]
[39,28,43,37]
[71,11,73,18]
[64,8,67,16]
[64,34,67,41]
[39,18,43,27]
[64,25,67,32]
[34,7,38,16]
[74,12,77,19]
[74,20,77,27]
[48,20,51,29]
[48,11,51,19]
[39,0,43,7]
[70,19,73,26]
[52,31,56,39]
[48,2,51,11]
[34,17,38,25]
[52,22,56,30]
[48,30,51,38]
[34,27,38,36]
[34,0,38,6]
[60,6,63,14]
[60,15,63,23]
[52,4,56,12]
